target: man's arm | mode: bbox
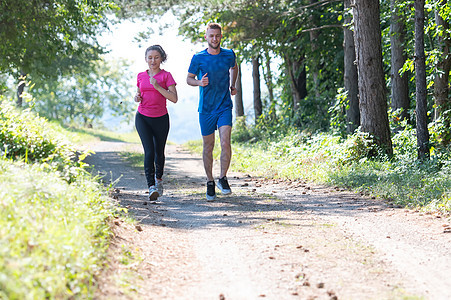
[187,72,209,87]
[229,62,238,96]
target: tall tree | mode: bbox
[176,0,343,131]
[390,0,410,123]
[252,53,262,121]
[16,72,27,107]
[0,0,111,106]
[309,0,321,99]
[353,0,393,156]
[344,0,359,133]
[433,0,451,146]
[263,49,276,120]
[235,63,245,117]
[285,54,307,112]
[414,0,430,159]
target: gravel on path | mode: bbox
[83,141,451,300]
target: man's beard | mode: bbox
[208,42,220,49]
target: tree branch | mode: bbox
[300,24,343,33]
[296,0,343,10]
[282,0,343,17]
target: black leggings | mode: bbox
[135,112,170,187]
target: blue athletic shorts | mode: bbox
[199,109,233,136]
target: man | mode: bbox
[187,23,238,201]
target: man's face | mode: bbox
[205,28,222,50]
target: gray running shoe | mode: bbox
[148,185,159,201]
[217,176,231,195]
[206,180,216,201]
[155,179,163,196]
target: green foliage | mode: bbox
[0,97,121,298]
[224,128,451,213]
[0,158,114,299]
[329,87,348,136]
[129,0,451,156]
[113,0,176,18]
[430,110,451,148]
[337,131,389,164]
[231,116,252,143]
[0,100,84,181]
[29,58,136,127]
[0,0,117,81]
[175,0,343,133]
[232,112,303,144]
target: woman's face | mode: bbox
[146,50,162,70]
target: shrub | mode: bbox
[0,159,114,299]
[0,99,87,182]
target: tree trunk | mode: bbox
[353,0,393,156]
[414,0,430,159]
[434,0,451,146]
[16,71,26,107]
[309,0,321,99]
[390,0,410,123]
[252,55,262,122]
[344,0,360,133]
[285,55,307,112]
[234,63,244,118]
[263,49,275,120]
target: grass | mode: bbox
[0,99,139,298]
[0,158,115,299]
[119,151,145,168]
[184,130,451,215]
[64,125,141,145]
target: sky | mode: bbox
[98,12,257,144]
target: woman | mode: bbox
[134,45,178,200]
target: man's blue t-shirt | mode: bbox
[188,48,236,114]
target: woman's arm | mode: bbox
[165,84,178,103]
[150,77,178,103]
[134,87,142,102]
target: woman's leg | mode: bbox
[152,114,170,180]
[135,112,156,187]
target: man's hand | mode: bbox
[199,73,209,87]
[230,86,237,96]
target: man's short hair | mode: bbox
[206,23,222,32]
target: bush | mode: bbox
[0,99,87,182]
[0,159,114,299]
[226,128,451,213]
[231,116,251,143]
[0,97,118,298]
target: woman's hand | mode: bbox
[134,93,142,102]
[150,76,160,88]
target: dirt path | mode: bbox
[82,141,451,300]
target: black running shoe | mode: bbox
[217,176,231,195]
[206,180,216,201]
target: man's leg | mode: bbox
[202,133,215,181]
[218,125,232,178]
[199,112,218,200]
[216,125,232,195]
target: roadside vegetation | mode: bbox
[0,99,126,299]
[185,117,451,215]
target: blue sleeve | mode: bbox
[188,55,199,76]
